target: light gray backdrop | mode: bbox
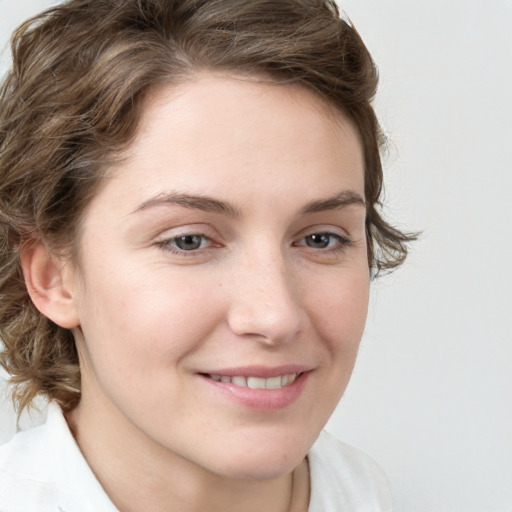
[1,1,511,511]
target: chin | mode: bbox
[219,456,302,481]
[205,431,315,481]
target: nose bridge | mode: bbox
[227,243,306,344]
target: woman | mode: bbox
[0,0,413,510]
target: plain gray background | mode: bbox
[1,1,511,511]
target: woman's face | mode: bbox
[67,74,369,480]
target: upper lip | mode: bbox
[199,365,313,378]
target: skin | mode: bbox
[27,74,369,512]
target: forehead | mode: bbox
[90,73,365,219]
[128,74,362,174]
[138,73,359,143]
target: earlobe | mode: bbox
[20,239,80,329]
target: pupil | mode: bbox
[307,234,330,248]
[176,235,201,250]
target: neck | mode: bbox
[66,394,310,512]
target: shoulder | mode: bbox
[307,431,393,512]
[0,414,70,511]
[0,402,118,512]
[0,414,51,475]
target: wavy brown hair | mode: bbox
[0,0,415,413]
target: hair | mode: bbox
[0,0,415,413]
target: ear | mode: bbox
[20,239,80,329]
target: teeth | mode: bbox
[231,376,247,387]
[209,373,299,389]
[265,376,282,389]
[247,377,266,389]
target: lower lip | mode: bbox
[200,372,311,411]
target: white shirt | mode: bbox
[0,402,392,511]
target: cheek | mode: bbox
[298,267,369,429]
[307,268,370,354]
[76,262,224,376]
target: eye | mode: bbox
[157,234,212,253]
[297,232,349,250]
[305,233,336,249]
[299,233,348,249]
[173,234,207,251]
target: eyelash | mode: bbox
[155,231,352,256]
[293,232,352,253]
[155,234,215,254]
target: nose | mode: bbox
[226,248,308,345]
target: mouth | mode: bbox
[206,373,300,390]
[198,367,311,411]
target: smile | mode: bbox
[200,368,311,410]
[207,373,298,389]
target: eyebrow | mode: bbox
[132,190,366,217]
[131,192,241,217]
[299,191,366,214]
